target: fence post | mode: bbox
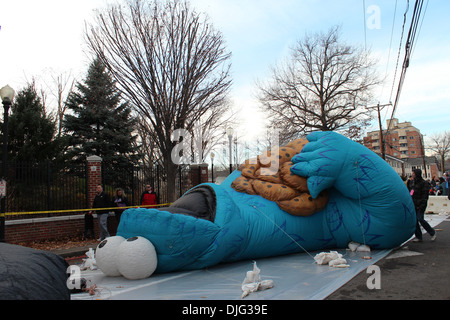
[189,163,209,187]
[47,160,51,216]
[87,156,102,209]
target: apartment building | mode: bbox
[363,118,425,159]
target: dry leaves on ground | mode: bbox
[17,237,99,252]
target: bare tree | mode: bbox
[189,106,237,163]
[85,0,232,201]
[52,72,75,138]
[23,69,76,138]
[427,131,450,173]
[136,116,162,168]
[257,26,381,138]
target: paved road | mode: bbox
[326,219,450,300]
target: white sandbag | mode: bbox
[356,244,371,252]
[347,241,371,252]
[315,251,349,268]
[328,258,349,268]
[80,248,97,271]
[241,262,274,299]
[314,251,341,265]
[348,241,360,252]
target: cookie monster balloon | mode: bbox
[117,131,416,273]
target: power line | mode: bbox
[363,0,367,51]
[410,0,429,58]
[381,0,399,123]
[389,0,410,105]
[386,0,399,77]
[386,0,426,137]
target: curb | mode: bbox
[52,245,97,259]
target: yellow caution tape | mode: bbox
[0,203,172,217]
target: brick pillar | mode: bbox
[87,155,102,208]
[189,163,209,187]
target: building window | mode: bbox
[409,136,415,139]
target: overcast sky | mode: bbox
[0,0,449,143]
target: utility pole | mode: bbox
[367,103,392,160]
[418,133,427,178]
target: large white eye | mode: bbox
[95,236,126,276]
[117,236,158,280]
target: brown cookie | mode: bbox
[239,160,260,179]
[231,137,328,217]
[284,138,309,154]
[255,167,283,184]
[279,162,309,192]
[277,191,329,216]
[258,146,296,168]
[231,176,256,195]
[239,158,258,170]
[251,180,300,202]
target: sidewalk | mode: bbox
[52,243,98,261]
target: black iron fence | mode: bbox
[102,163,192,206]
[2,160,195,220]
[3,161,87,220]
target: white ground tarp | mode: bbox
[71,213,448,300]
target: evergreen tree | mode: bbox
[4,82,58,162]
[63,58,139,168]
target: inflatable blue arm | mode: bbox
[117,131,416,273]
[291,131,416,248]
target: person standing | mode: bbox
[408,169,436,242]
[92,184,112,241]
[443,172,449,196]
[140,185,159,208]
[113,188,129,223]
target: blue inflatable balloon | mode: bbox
[117,131,416,273]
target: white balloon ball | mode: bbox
[117,236,158,280]
[95,236,126,276]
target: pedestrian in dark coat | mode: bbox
[408,169,436,242]
[92,184,112,241]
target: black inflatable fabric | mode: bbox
[159,185,216,221]
[0,243,70,300]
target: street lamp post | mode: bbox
[210,152,215,183]
[0,85,15,243]
[226,127,234,174]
